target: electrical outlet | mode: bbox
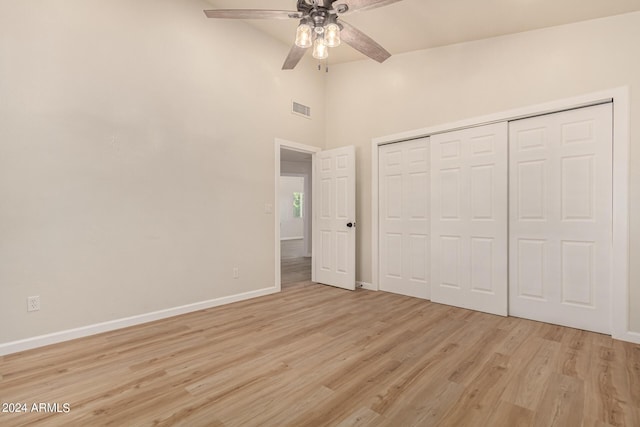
[233,267,239,279]
[27,296,40,312]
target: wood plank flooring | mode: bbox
[1,281,639,426]
[281,256,311,288]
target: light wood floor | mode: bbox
[281,256,311,288]
[1,282,639,426]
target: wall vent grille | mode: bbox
[292,101,311,118]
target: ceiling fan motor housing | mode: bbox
[300,0,338,8]
[298,0,342,28]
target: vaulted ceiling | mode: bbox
[205,0,640,64]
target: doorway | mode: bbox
[275,139,358,292]
[275,139,319,290]
[280,150,312,288]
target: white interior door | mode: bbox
[313,146,356,290]
[431,122,508,316]
[378,138,430,299]
[509,103,612,334]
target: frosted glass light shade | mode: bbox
[295,24,313,48]
[312,37,328,59]
[324,23,341,48]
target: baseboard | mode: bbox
[357,281,376,291]
[280,237,304,241]
[613,329,640,345]
[0,286,279,356]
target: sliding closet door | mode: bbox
[379,138,430,299]
[509,103,612,334]
[430,122,508,316]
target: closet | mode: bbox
[377,103,613,333]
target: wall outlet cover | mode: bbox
[27,296,41,312]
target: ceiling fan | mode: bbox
[204,0,402,69]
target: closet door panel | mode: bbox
[431,122,508,316]
[509,103,612,334]
[379,138,430,299]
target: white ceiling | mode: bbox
[205,0,640,64]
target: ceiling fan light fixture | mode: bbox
[295,23,313,48]
[312,36,328,60]
[204,0,395,70]
[324,23,341,48]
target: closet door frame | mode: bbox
[371,87,634,344]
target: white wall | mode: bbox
[325,12,640,332]
[279,176,304,240]
[0,0,326,344]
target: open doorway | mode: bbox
[275,139,357,292]
[280,175,307,258]
[276,141,317,289]
[280,173,310,287]
[280,148,312,288]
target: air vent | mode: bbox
[292,101,311,119]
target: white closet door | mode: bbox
[379,138,430,299]
[431,122,508,316]
[509,103,612,334]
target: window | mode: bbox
[293,192,304,218]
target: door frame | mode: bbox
[275,138,321,291]
[371,87,634,343]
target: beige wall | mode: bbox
[325,12,640,332]
[0,0,325,343]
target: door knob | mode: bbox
[347,222,354,228]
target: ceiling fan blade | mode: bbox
[334,0,403,14]
[282,44,308,70]
[204,9,303,19]
[339,21,391,63]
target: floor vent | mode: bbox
[292,101,311,118]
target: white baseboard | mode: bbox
[613,330,640,345]
[357,281,376,291]
[280,237,304,241]
[0,286,279,356]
